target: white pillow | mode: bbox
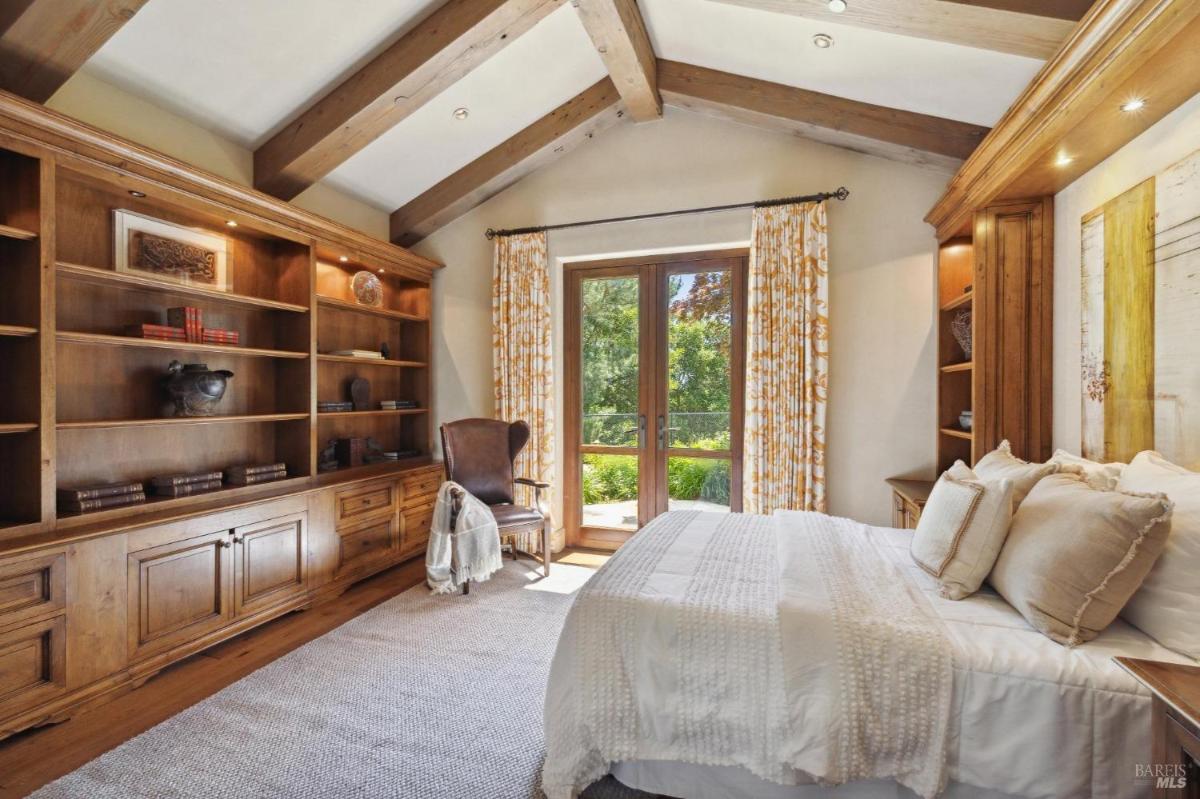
[1050,449,1125,491]
[911,460,1014,600]
[974,440,1058,509]
[1118,451,1200,659]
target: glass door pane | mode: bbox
[664,267,734,513]
[579,274,642,531]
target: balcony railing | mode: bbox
[583,411,730,449]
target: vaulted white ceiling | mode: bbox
[69,0,1051,216]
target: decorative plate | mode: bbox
[351,270,383,307]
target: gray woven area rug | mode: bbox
[33,561,651,799]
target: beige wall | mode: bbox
[413,108,950,527]
[46,71,391,239]
[1052,91,1200,454]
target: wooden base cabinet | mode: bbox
[0,461,444,741]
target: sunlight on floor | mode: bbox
[519,551,610,594]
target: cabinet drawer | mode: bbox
[0,551,66,629]
[401,503,435,555]
[336,517,400,578]
[335,482,397,526]
[0,616,66,718]
[401,471,442,507]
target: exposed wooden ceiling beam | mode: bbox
[938,0,1095,22]
[657,60,988,172]
[389,78,623,246]
[254,0,563,201]
[706,0,1078,59]
[0,0,148,103]
[573,0,661,122]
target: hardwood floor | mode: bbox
[0,549,609,798]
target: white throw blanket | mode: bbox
[542,510,953,799]
[425,482,503,594]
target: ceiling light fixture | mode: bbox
[225,220,238,228]
[452,107,470,120]
[1120,98,1146,112]
[828,0,847,12]
[812,33,834,48]
[128,190,146,198]
[339,256,349,263]
[1055,153,1074,167]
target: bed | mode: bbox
[542,510,1195,799]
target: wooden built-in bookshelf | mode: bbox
[936,236,975,473]
[0,120,440,540]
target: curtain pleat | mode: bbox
[743,202,829,514]
[492,232,555,551]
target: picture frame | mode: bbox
[114,209,231,292]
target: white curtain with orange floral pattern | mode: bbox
[493,232,555,550]
[743,201,829,514]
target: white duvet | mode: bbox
[542,510,1195,799]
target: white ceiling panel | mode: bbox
[323,5,606,211]
[80,0,442,147]
[642,0,1043,127]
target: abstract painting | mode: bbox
[1081,147,1200,468]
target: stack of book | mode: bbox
[57,482,146,514]
[128,323,188,342]
[226,463,288,485]
[167,307,203,342]
[380,400,418,410]
[318,401,354,413]
[328,349,384,360]
[201,329,240,345]
[150,470,224,497]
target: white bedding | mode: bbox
[543,511,1195,799]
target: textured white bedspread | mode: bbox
[542,511,1195,799]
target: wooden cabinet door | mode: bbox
[127,530,233,662]
[233,514,308,618]
[0,616,66,719]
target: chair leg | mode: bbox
[462,580,470,595]
[542,519,551,577]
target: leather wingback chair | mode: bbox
[440,418,551,579]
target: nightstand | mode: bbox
[1116,657,1200,798]
[885,478,934,530]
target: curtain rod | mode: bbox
[484,186,849,240]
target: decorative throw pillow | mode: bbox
[1117,451,1200,659]
[989,472,1173,646]
[911,461,1014,600]
[974,440,1058,509]
[1050,449,1125,491]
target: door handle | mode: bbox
[621,415,647,448]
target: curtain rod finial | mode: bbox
[834,186,849,200]
[485,228,497,240]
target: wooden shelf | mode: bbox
[0,423,36,435]
[315,456,433,486]
[940,292,973,312]
[940,362,973,373]
[55,476,311,525]
[0,324,37,337]
[317,354,427,368]
[57,413,310,431]
[940,427,974,441]
[317,295,426,322]
[317,409,427,418]
[57,262,310,313]
[0,223,36,241]
[57,331,309,360]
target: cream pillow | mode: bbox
[911,461,1014,600]
[974,440,1058,509]
[990,472,1173,646]
[1118,451,1200,659]
[1050,449,1125,491]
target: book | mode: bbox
[59,491,147,513]
[150,471,223,487]
[57,482,145,502]
[128,323,187,340]
[226,463,287,482]
[328,349,384,359]
[318,402,354,412]
[153,479,223,497]
[226,469,287,486]
[167,306,203,342]
[201,328,240,345]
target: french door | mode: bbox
[564,251,747,550]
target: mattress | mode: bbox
[546,512,1194,799]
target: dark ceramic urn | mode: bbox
[165,361,233,417]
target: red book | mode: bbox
[167,307,203,342]
[201,328,240,345]
[129,324,186,340]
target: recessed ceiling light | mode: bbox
[1120,98,1146,112]
[812,33,834,49]
[339,256,349,263]
[828,0,847,11]
[1055,153,1075,167]
[225,220,238,228]
[128,190,146,198]
[452,107,470,120]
